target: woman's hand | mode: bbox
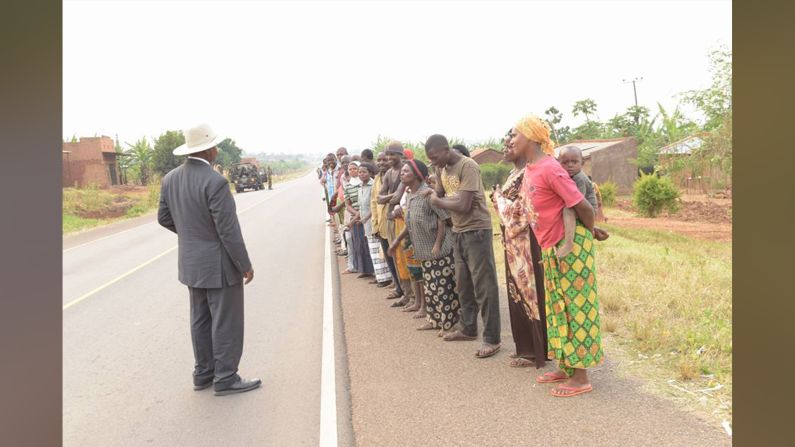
[431,243,441,258]
[387,243,398,258]
[392,207,404,219]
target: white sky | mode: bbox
[63,0,731,155]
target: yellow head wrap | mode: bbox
[515,114,556,155]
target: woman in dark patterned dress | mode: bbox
[491,131,548,368]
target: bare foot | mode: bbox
[402,304,421,313]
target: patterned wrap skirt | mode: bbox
[421,254,460,330]
[541,223,604,376]
[368,235,392,283]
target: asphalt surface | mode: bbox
[63,174,331,446]
[337,245,732,446]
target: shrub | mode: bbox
[632,173,681,217]
[480,163,513,189]
[598,180,618,207]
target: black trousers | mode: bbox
[188,283,244,386]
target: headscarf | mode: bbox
[515,114,556,155]
[403,148,414,160]
[405,159,428,182]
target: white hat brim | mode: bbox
[173,135,225,156]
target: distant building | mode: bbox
[62,136,123,188]
[657,135,727,192]
[470,148,504,165]
[555,137,638,193]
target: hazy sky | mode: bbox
[63,0,731,154]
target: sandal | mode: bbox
[376,280,393,288]
[412,312,426,319]
[442,330,477,342]
[508,358,535,368]
[475,343,501,359]
[551,383,593,397]
[385,291,402,299]
[536,371,569,384]
[416,322,436,331]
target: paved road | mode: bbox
[63,174,335,446]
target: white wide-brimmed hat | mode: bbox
[173,123,225,156]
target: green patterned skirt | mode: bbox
[541,223,604,376]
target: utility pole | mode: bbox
[622,77,643,123]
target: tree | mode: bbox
[545,106,564,144]
[216,138,243,168]
[125,137,154,185]
[572,99,598,124]
[681,46,732,131]
[152,130,186,176]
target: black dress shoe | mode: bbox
[193,378,213,391]
[214,378,262,396]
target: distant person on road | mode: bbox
[512,114,603,397]
[423,134,502,359]
[267,165,273,190]
[491,130,548,369]
[157,123,261,396]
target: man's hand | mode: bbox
[392,207,404,219]
[387,243,398,258]
[431,243,441,258]
[243,270,254,285]
[418,188,434,198]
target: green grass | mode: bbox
[488,201,732,422]
[63,183,160,235]
[62,214,110,234]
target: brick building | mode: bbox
[555,137,638,193]
[62,136,123,188]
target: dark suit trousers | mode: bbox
[188,283,244,386]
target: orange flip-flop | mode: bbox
[536,372,568,384]
[551,383,593,397]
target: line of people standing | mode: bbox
[318,114,607,398]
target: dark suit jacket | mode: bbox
[158,158,252,288]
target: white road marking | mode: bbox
[319,210,338,446]
[62,187,288,311]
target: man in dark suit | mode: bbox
[158,123,261,396]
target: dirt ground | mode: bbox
[609,194,732,242]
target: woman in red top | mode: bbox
[511,114,604,397]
